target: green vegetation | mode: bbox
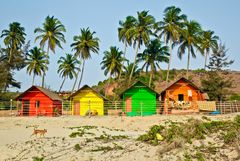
[57,53,80,92]
[138,115,240,160]
[26,47,48,85]
[137,115,240,146]
[71,27,100,91]
[32,156,44,161]
[74,144,82,151]
[69,126,97,138]
[91,144,123,152]
[95,132,128,143]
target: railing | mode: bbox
[216,101,240,114]
[0,100,240,117]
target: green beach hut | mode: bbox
[120,81,159,116]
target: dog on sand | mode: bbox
[31,128,47,137]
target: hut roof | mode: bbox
[119,80,159,98]
[15,86,63,101]
[69,85,108,100]
[160,77,202,94]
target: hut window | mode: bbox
[178,94,184,101]
[35,100,40,108]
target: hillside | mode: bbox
[93,70,240,99]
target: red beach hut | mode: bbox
[16,86,63,116]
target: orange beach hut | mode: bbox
[160,77,208,113]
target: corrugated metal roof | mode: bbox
[16,86,63,101]
[69,85,108,100]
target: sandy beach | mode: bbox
[0,113,239,161]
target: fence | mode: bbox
[216,101,240,114]
[1,100,240,117]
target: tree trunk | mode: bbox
[77,60,85,89]
[42,44,50,87]
[105,73,112,97]
[128,40,139,86]
[186,45,191,79]
[149,71,153,87]
[59,77,66,92]
[8,47,13,64]
[204,50,209,70]
[118,41,127,83]
[72,63,81,93]
[166,39,172,83]
[32,74,35,85]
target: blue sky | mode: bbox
[1,0,240,92]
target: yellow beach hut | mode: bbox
[69,85,106,116]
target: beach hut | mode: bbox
[160,77,206,102]
[120,81,159,116]
[16,86,63,116]
[159,77,208,113]
[69,85,106,116]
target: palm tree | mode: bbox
[1,22,26,63]
[26,47,48,85]
[200,30,219,70]
[178,20,202,78]
[118,16,137,58]
[127,11,155,85]
[122,62,141,81]
[34,15,66,87]
[71,27,100,90]
[137,39,169,86]
[156,6,187,82]
[101,46,126,94]
[118,16,137,80]
[57,54,80,92]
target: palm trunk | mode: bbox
[118,41,127,83]
[8,47,13,64]
[77,60,85,89]
[186,45,191,79]
[42,44,50,87]
[32,74,35,85]
[166,39,172,83]
[204,50,209,70]
[149,71,153,87]
[72,63,81,93]
[105,73,112,97]
[128,40,139,86]
[59,77,66,92]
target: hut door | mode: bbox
[23,100,30,116]
[73,101,80,115]
[126,97,132,112]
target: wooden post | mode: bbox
[10,99,13,116]
[88,100,91,118]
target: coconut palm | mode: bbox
[156,6,187,82]
[137,39,169,86]
[57,54,80,92]
[127,11,155,85]
[178,20,202,78]
[101,46,127,91]
[71,27,100,90]
[1,22,26,63]
[34,15,66,87]
[122,62,140,81]
[118,16,137,80]
[118,16,137,58]
[26,47,48,85]
[200,30,219,70]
